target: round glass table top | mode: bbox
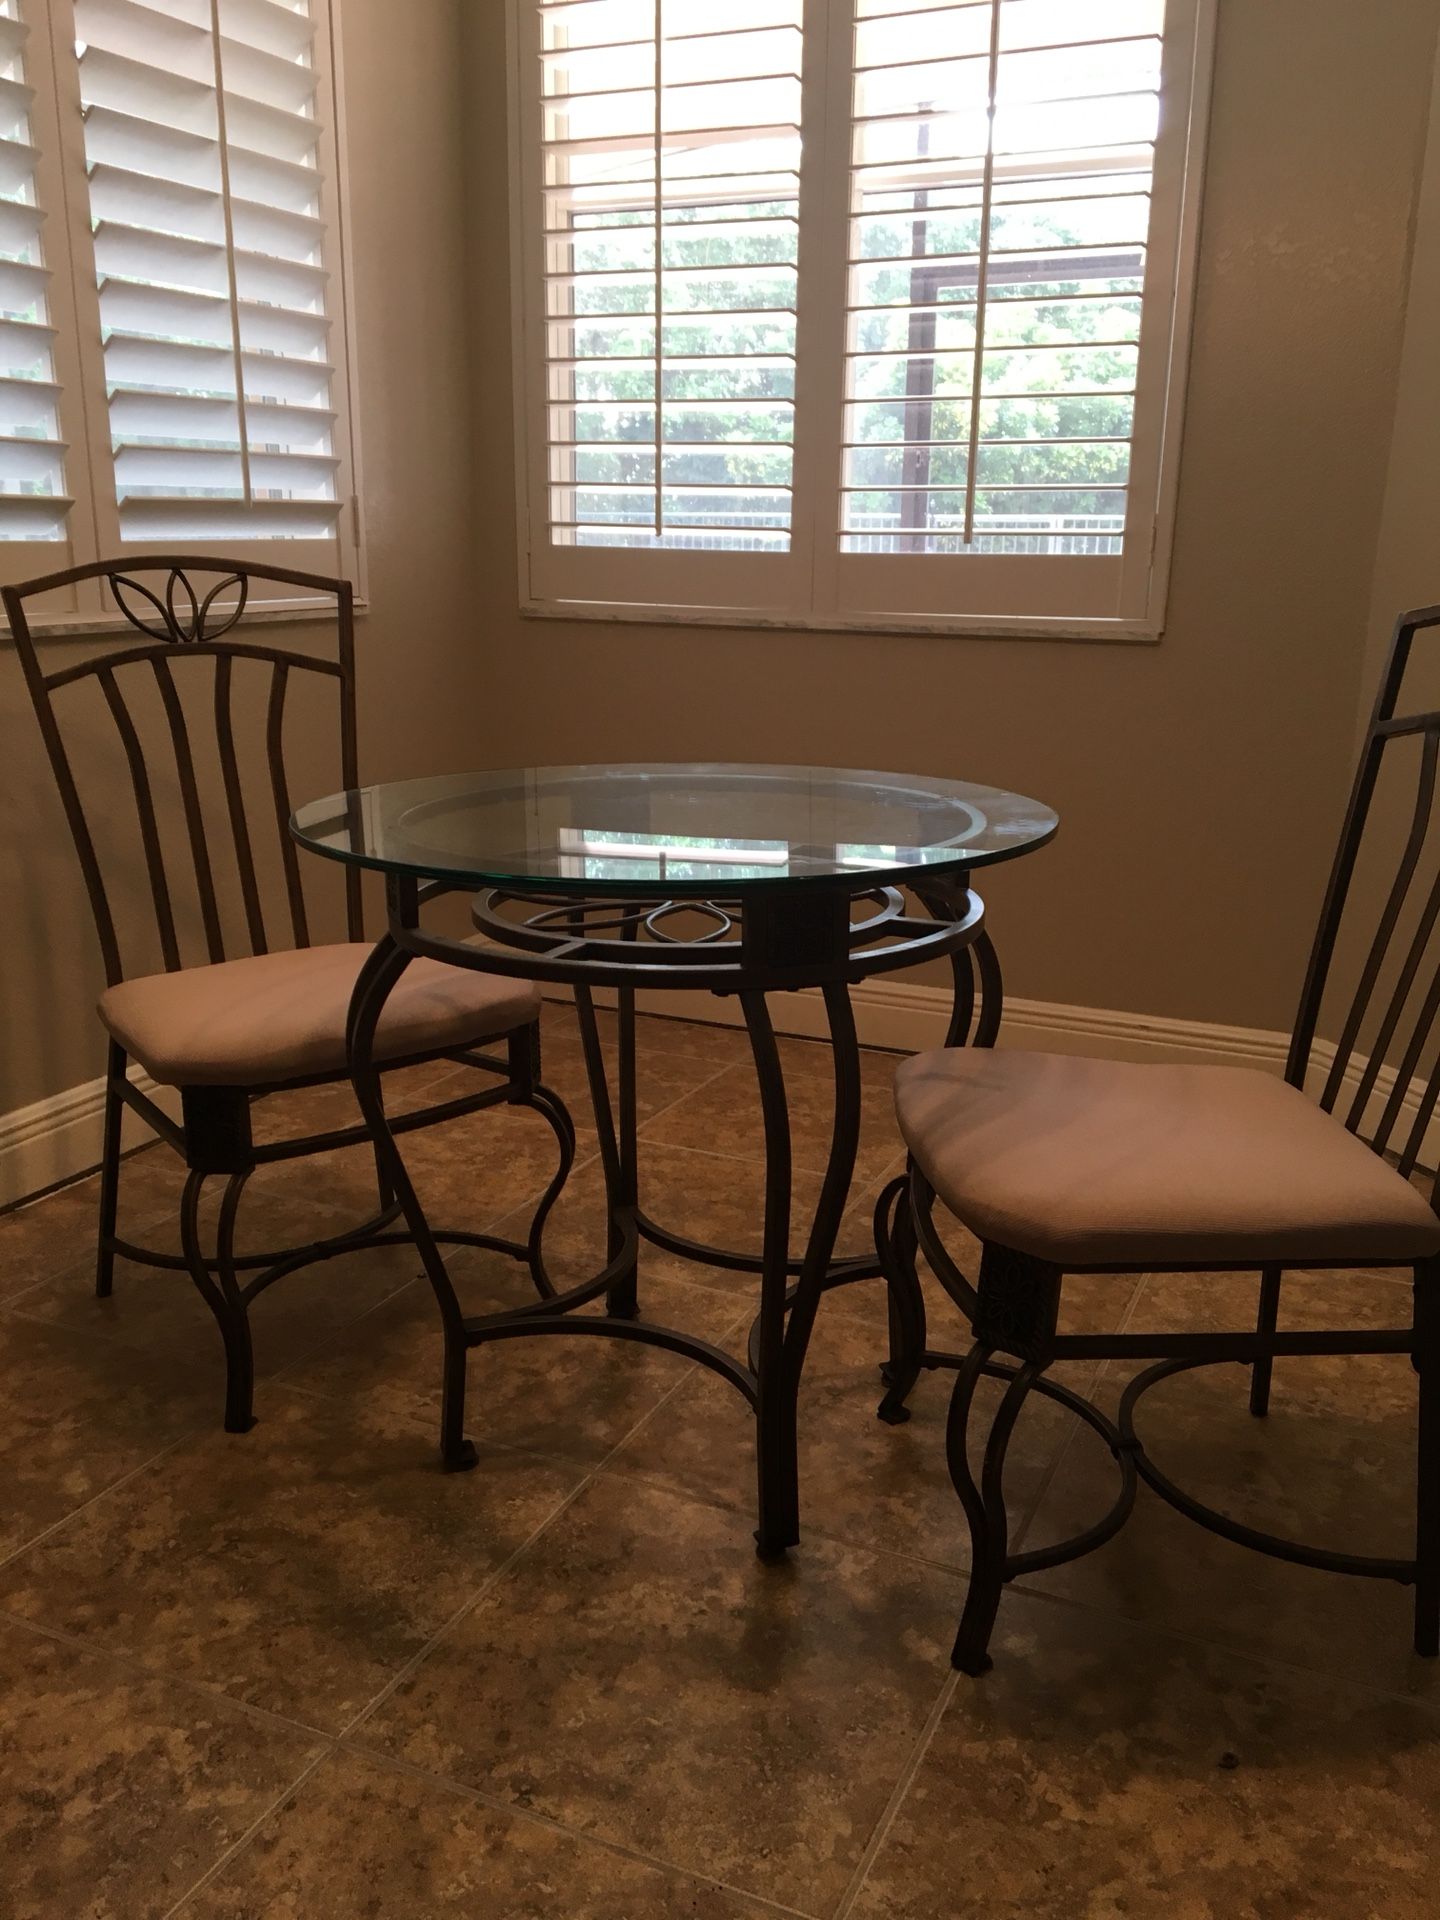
[291,763,1058,898]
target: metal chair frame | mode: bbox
[6,557,573,1434]
[877,605,1440,1674]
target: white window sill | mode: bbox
[4,597,369,641]
[520,597,1162,644]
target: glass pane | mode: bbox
[841,0,1163,561]
[540,0,800,554]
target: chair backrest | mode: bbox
[1288,605,1440,1179]
[5,556,362,986]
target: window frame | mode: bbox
[507,0,1215,643]
[0,0,367,632]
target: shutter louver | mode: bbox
[0,0,72,541]
[538,0,803,553]
[75,0,341,541]
[841,0,1162,560]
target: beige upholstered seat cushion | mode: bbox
[100,943,540,1089]
[893,1048,1440,1268]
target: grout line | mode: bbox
[0,1425,200,1576]
[599,1451,983,1589]
[587,1441,976,1587]
[622,1055,748,1129]
[633,1124,894,1181]
[579,1300,756,1463]
[832,1669,959,1920]
[0,1605,335,1747]
[560,1297,985,1586]
[321,1740,822,1920]
[333,1335,720,1748]
[466,1054,746,1245]
[161,1745,336,1918]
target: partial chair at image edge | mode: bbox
[876,602,1440,1675]
[5,556,577,1439]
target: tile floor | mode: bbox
[0,1004,1436,1917]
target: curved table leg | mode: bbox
[573,983,641,1321]
[347,930,479,1472]
[746,980,862,1558]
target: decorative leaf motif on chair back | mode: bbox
[108,568,250,646]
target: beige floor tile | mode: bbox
[532,1030,739,1130]
[0,1617,321,1920]
[285,1241,747,1470]
[850,1591,1440,1920]
[358,1474,959,1915]
[551,1002,752,1073]
[640,1053,906,1184]
[178,1748,779,1919]
[0,1389,581,1732]
[490,1144,890,1308]
[252,1093,587,1232]
[608,1270,1139,1569]
[0,1158,172,1302]
[6,1186,422,1388]
[247,1059,465,1148]
[564,1003,903,1088]
[9,1015,1436,1920]
[1017,1269,1438,1701]
[0,1309,212,1563]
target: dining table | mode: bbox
[290,762,1058,1556]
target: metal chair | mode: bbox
[876,604,1440,1674]
[6,557,574,1440]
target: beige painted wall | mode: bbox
[1364,28,1440,722]
[0,0,479,1115]
[465,0,1440,1035]
[1312,30,1440,1078]
[4,0,1439,1133]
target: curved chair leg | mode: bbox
[947,1342,1038,1676]
[96,1041,126,1299]
[1249,1265,1283,1417]
[440,1322,478,1474]
[876,1171,926,1425]
[1415,1262,1440,1657]
[371,1138,396,1212]
[180,1167,257,1435]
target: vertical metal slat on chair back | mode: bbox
[1287,606,1440,1179]
[4,557,362,988]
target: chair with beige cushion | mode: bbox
[7,558,573,1438]
[876,604,1440,1674]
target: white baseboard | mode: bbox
[0,1068,179,1212]
[558,978,1294,1070]
[552,979,1440,1171]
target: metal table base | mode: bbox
[346,873,996,1557]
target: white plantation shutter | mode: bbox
[0,0,72,542]
[71,0,349,547]
[521,0,811,614]
[833,0,1197,624]
[511,0,1212,635]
